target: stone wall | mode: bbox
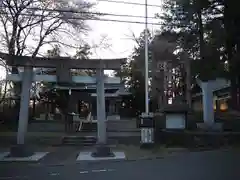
[28,121,65,132]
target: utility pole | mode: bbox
[139,0,154,147]
[144,0,149,113]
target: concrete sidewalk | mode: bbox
[0,145,190,165]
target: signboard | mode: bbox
[166,114,186,129]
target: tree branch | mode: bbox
[0,15,10,48]
[42,40,79,49]
[32,19,63,57]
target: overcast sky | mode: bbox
[86,0,162,59]
[0,0,163,79]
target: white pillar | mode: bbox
[96,68,107,144]
[17,67,33,145]
[201,82,214,126]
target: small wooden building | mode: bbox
[35,83,131,121]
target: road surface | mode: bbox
[0,149,239,180]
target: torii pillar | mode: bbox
[11,67,33,157]
[197,79,226,129]
[201,81,215,126]
[93,64,110,156]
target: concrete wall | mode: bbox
[28,119,138,132]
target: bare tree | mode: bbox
[0,0,97,118]
[0,57,12,104]
[0,0,96,63]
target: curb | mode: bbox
[0,147,233,167]
[20,153,179,167]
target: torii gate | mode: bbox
[1,53,123,157]
[197,78,229,129]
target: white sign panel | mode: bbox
[166,114,186,129]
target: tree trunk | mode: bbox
[197,9,205,61]
[224,0,239,111]
[184,54,192,108]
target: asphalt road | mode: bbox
[0,149,239,180]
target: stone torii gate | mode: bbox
[1,53,123,157]
[196,78,229,130]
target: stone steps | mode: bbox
[62,136,97,146]
[61,136,120,146]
